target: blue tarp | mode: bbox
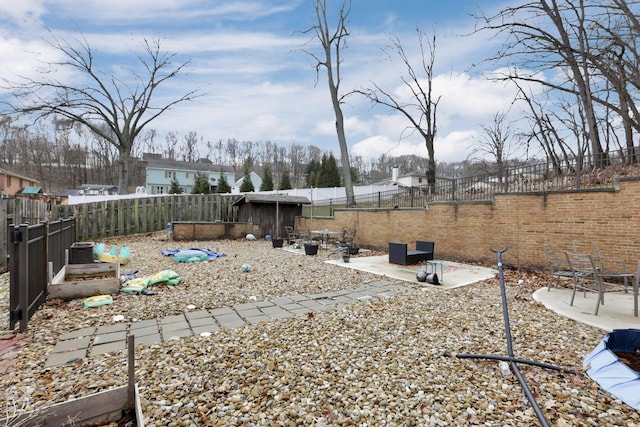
[161,248,225,260]
[584,329,640,409]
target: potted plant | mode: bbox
[304,241,319,255]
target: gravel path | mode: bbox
[1,233,638,426]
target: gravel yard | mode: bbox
[1,232,638,426]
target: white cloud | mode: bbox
[435,72,518,121]
[41,0,300,24]
[351,135,424,161]
[0,0,526,165]
[437,130,479,163]
[0,0,45,25]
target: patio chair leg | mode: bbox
[569,276,578,306]
[594,292,603,315]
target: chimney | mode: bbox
[391,167,399,185]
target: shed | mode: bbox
[16,186,43,196]
[232,194,310,239]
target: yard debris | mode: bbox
[94,243,131,264]
[119,269,182,295]
[161,248,225,261]
[83,295,113,308]
[147,269,182,286]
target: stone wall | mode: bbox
[297,178,640,271]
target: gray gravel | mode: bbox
[1,232,638,426]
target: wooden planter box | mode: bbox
[3,336,144,426]
[2,384,145,426]
[49,262,120,300]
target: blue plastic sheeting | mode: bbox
[583,329,640,409]
[173,249,209,263]
[161,248,225,259]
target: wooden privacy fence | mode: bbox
[53,194,240,241]
[9,218,76,332]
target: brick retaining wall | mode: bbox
[297,177,640,271]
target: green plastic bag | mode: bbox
[121,277,149,293]
[147,269,182,286]
[83,295,113,308]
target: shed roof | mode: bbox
[144,157,235,174]
[17,186,43,195]
[80,184,119,191]
[232,194,310,206]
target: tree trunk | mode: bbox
[118,147,131,194]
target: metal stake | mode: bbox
[455,247,579,427]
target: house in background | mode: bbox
[375,167,451,187]
[0,167,40,197]
[80,184,119,195]
[143,153,237,194]
[233,171,263,193]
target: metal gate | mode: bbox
[8,218,76,332]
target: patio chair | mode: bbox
[587,253,630,315]
[297,228,311,242]
[284,226,297,244]
[564,250,598,307]
[594,243,631,287]
[542,244,574,291]
[337,227,357,247]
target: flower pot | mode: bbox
[304,243,319,255]
[342,254,350,263]
[272,238,284,248]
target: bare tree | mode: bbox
[85,123,119,185]
[139,129,159,156]
[0,115,24,165]
[468,112,514,184]
[585,1,640,161]
[302,0,355,206]
[474,0,640,164]
[5,33,200,193]
[62,143,89,189]
[180,131,201,162]
[357,28,441,191]
[164,132,179,161]
[288,143,306,187]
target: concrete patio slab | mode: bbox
[325,255,497,289]
[533,287,640,332]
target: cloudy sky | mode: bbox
[0,0,522,163]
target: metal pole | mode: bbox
[453,248,580,427]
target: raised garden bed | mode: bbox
[3,336,144,426]
[49,262,120,300]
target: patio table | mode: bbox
[310,229,340,250]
